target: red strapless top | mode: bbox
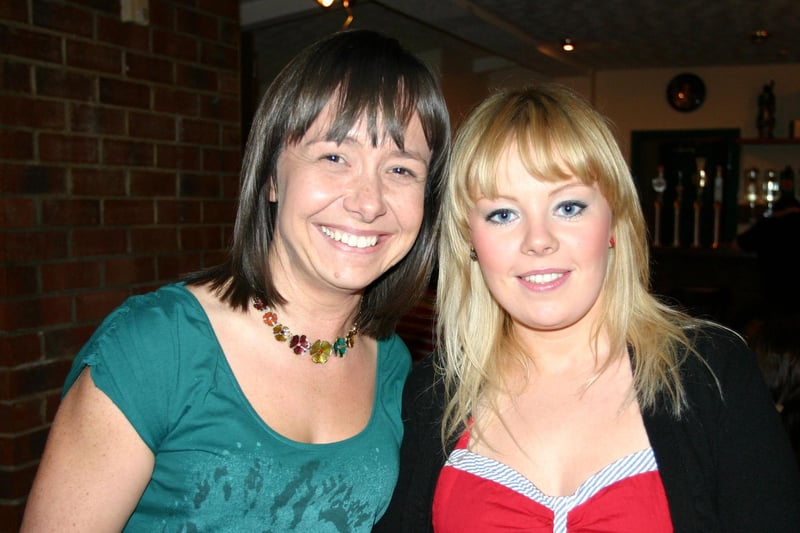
[433,430,672,532]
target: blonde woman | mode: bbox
[376,85,800,532]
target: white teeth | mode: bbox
[523,272,563,284]
[321,226,378,248]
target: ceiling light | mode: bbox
[561,38,575,52]
[317,0,335,7]
[750,29,769,44]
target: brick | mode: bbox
[99,77,150,109]
[180,225,222,250]
[125,52,174,85]
[202,248,227,267]
[0,427,49,466]
[0,95,65,130]
[72,167,126,196]
[179,118,218,146]
[200,42,237,70]
[197,0,239,21]
[158,199,201,224]
[102,138,154,167]
[75,288,129,322]
[200,94,238,122]
[32,0,93,38]
[41,261,103,292]
[71,227,128,256]
[0,265,38,298]
[68,0,117,16]
[130,227,178,253]
[179,173,220,197]
[153,87,199,116]
[66,39,121,74]
[0,295,72,331]
[96,13,149,51]
[43,325,95,360]
[156,144,201,170]
[0,230,69,262]
[176,7,218,41]
[0,333,42,367]
[41,198,101,226]
[70,103,126,135]
[221,126,240,151]
[0,2,27,21]
[219,19,239,47]
[0,25,63,64]
[129,111,176,141]
[0,130,33,159]
[0,59,32,93]
[158,252,204,280]
[1,358,73,399]
[203,199,236,223]
[218,71,239,96]
[0,164,67,195]
[220,173,240,198]
[39,134,99,164]
[176,63,217,91]
[153,28,197,62]
[148,0,175,30]
[130,170,176,197]
[0,462,38,500]
[35,66,96,101]
[0,397,45,433]
[202,147,239,173]
[0,198,36,227]
[104,199,155,225]
[104,256,156,286]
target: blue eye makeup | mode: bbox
[486,208,518,225]
[556,200,587,218]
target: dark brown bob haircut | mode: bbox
[185,29,451,339]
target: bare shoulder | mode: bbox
[21,368,154,531]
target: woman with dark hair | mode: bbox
[21,29,450,532]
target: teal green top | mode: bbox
[64,283,412,532]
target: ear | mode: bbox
[268,180,277,202]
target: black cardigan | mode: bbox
[374,326,800,532]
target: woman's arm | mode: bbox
[20,368,155,532]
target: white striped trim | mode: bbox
[444,447,658,533]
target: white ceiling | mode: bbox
[240,0,800,79]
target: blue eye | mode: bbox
[556,201,587,217]
[486,208,517,224]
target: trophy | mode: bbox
[673,171,683,247]
[745,168,759,222]
[692,157,706,248]
[712,165,723,249]
[763,169,779,217]
[651,165,667,246]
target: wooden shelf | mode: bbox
[738,138,800,145]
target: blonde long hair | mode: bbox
[437,84,706,445]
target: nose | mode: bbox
[522,220,557,255]
[343,174,387,223]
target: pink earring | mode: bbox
[609,237,615,248]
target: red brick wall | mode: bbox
[0,1,241,530]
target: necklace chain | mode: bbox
[253,297,359,364]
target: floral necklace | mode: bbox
[253,297,359,364]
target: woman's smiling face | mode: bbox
[270,100,432,295]
[469,144,613,333]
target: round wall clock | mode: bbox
[666,73,706,112]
